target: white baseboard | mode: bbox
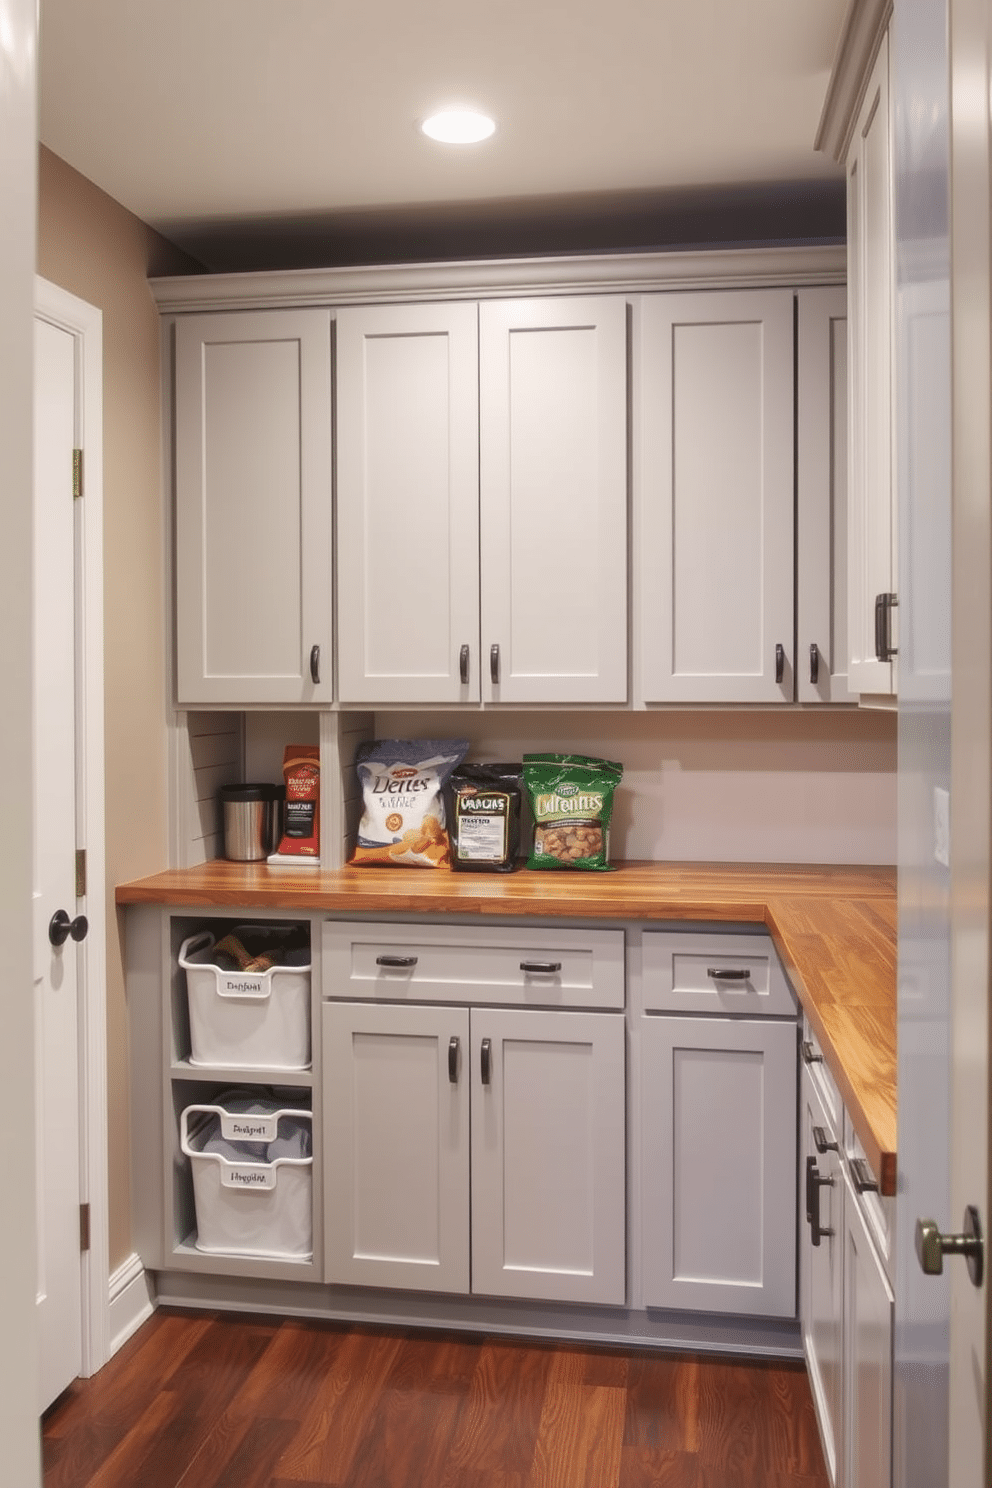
[107,1253,156,1358]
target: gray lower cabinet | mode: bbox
[322,998,626,1305]
[638,929,799,1319]
[640,1012,798,1316]
[800,1027,894,1488]
[801,1055,845,1483]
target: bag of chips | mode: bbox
[523,753,623,871]
[444,762,523,873]
[351,739,468,868]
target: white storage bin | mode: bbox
[180,1095,313,1259]
[179,926,311,1070]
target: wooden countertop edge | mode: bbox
[116,860,898,1196]
[762,900,897,1197]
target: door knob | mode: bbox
[915,1206,984,1287]
[49,909,89,948]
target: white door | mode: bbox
[173,309,334,706]
[637,290,795,703]
[335,301,480,704]
[322,1001,470,1292]
[479,297,628,704]
[470,1007,626,1304]
[33,315,83,1409]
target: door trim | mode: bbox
[34,276,109,1377]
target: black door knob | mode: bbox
[49,909,89,948]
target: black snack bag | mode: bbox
[444,762,523,873]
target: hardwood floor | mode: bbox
[42,1309,830,1488]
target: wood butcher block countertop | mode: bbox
[116,859,898,1195]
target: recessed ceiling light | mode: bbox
[421,109,496,145]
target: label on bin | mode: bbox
[221,1162,276,1190]
[219,974,268,999]
[220,1111,278,1143]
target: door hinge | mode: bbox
[79,1203,91,1253]
[73,448,83,500]
[75,848,87,899]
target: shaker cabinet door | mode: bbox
[470,1007,626,1304]
[174,309,333,705]
[641,1013,797,1315]
[322,1001,471,1293]
[846,33,897,697]
[637,290,795,703]
[335,301,481,704]
[479,297,628,703]
[800,1065,844,1486]
[797,287,854,704]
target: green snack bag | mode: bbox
[523,753,623,871]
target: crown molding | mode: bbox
[815,0,893,163]
[150,245,846,313]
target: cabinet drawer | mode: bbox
[801,1016,844,1135]
[844,1113,895,1278]
[642,931,796,1016]
[322,921,625,1009]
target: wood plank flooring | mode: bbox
[43,1310,830,1488]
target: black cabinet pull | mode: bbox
[851,1156,880,1194]
[481,1037,492,1085]
[801,1040,823,1065]
[448,1035,460,1085]
[812,1125,838,1155]
[490,644,500,684]
[459,644,470,685]
[874,592,899,662]
[806,1155,835,1246]
[375,954,418,969]
[706,967,751,982]
[775,643,785,684]
[520,961,562,974]
[810,642,820,685]
[310,644,321,684]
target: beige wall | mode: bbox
[36,147,201,1270]
[376,708,898,864]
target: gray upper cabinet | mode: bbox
[334,294,628,706]
[173,309,334,706]
[635,289,796,704]
[845,32,897,699]
[797,286,853,704]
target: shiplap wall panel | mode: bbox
[186,712,244,865]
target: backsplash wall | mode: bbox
[373,708,898,864]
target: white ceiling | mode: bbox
[38,0,849,271]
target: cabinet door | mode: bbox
[641,1014,797,1315]
[800,1065,844,1487]
[847,34,897,696]
[174,310,333,705]
[637,290,795,703]
[470,1007,625,1304]
[479,297,628,703]
[797,287,854,705]
[843,1169,894,1488]
[322,1001,470,1293]
[336,302,480,703]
